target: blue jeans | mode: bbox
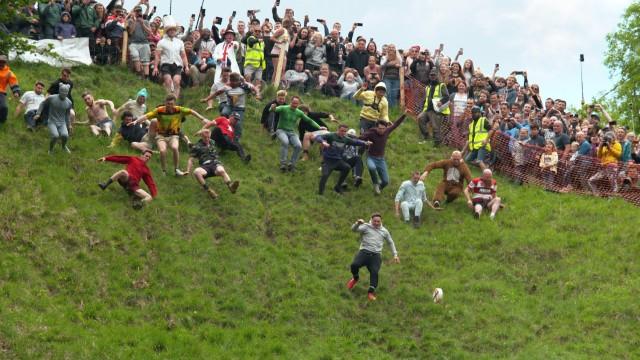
[229,107,245,140]
[465,147,489,164]
[276,129,302,166]
[383,78,400,108]
[366,156,389,189]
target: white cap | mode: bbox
[347,129,356,136]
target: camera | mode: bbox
[214,17,223,25]
[355,23,363,27]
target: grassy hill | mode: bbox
[0,63,638,359]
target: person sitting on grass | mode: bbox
[346,213,400,302]
[130,94,209,176]
[314,124,370,195]
[186,128,240,200]
[81,91,116,137]
[419,150,473,209]
[464,168,501,220]
[109,111,154,153]
[394,171,427,228]
[115,88,148,119]
[97,149,157,210]
[202,113,252,163]
[15,80,46,131]
[269,95,324,172]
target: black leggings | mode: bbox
[350,250,382,293]
[212,127,246,159]
[319,158,350,194]
[344,156,363,178]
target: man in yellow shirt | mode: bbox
[132,94,208,176]
[353,81,389,133]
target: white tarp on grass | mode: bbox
[10,38,92,66]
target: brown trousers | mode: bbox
[433,181,464,203]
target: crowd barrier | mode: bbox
[402,76,640,206]
[10,38,92,66]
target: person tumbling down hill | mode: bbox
[130,94,208,177]
[109,111,154,153]
[186,128,240,200]
[202,113,252,163]
[314,124,370,195]
[97,150,158,210]
[269,95,325,172]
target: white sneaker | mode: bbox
[373,184,381,195]
[63,146,71,153]
[490,213,495,221]
[175,168,186,176]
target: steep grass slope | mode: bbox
[0,63,638,359]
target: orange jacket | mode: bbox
[0,66,20,95]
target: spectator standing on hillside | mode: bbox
[97,150,157,209]
[353,81,389,133]
[213,29,241,83]
[314,124,370,195]
[270,96,323,172]
[153,18,189,99]
[35,84,73,154]
[55,12,76,40]
[394,171,427,228]
[82,91,116,137]
[39,0,62,39]
[345,37,369,77]
[15,81,45,131]
[588,131,622,195]
[380,44,402,108]
[465,106,492,169]
[72,0,100,55]
[420,150,472,209]
[186,128,240,200]
[127,5,152,80]
[464,168,501,220]
[360,113,407,194]
[131,94,208,176]
[347,214,400,302]
[0,55,21,127]
[417,69,450,145]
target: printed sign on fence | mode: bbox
[10,38,92,67]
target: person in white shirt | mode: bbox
[152,21,189,99]
[394,171,427,227]
[15,81,46,131]
[213,29,240,83]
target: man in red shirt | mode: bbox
[464,168,501,220]
[97,150,158,209]
[203,113,251,163]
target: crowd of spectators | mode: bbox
[4,0,640,199]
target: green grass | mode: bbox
[0,63,638,359]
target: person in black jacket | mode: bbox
[260,89,288,135]
[345,38,369,77]
[110,111,153,152]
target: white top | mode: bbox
[20,91,46,112]
[157,36,185,66]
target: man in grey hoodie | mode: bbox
[347,213,400,301]
[36,83,73,154]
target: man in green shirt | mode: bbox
[269,96,325,172]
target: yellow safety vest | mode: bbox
[244,37,265,69]
[423,83,450,115]
[468,116,491,151]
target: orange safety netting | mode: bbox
[402,76,640,206]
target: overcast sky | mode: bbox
[150,0,628,109]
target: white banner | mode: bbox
[10,38,93,67]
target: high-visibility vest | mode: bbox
[244,37,265,69]
[423,82,450,115]
[468,116,491,151]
